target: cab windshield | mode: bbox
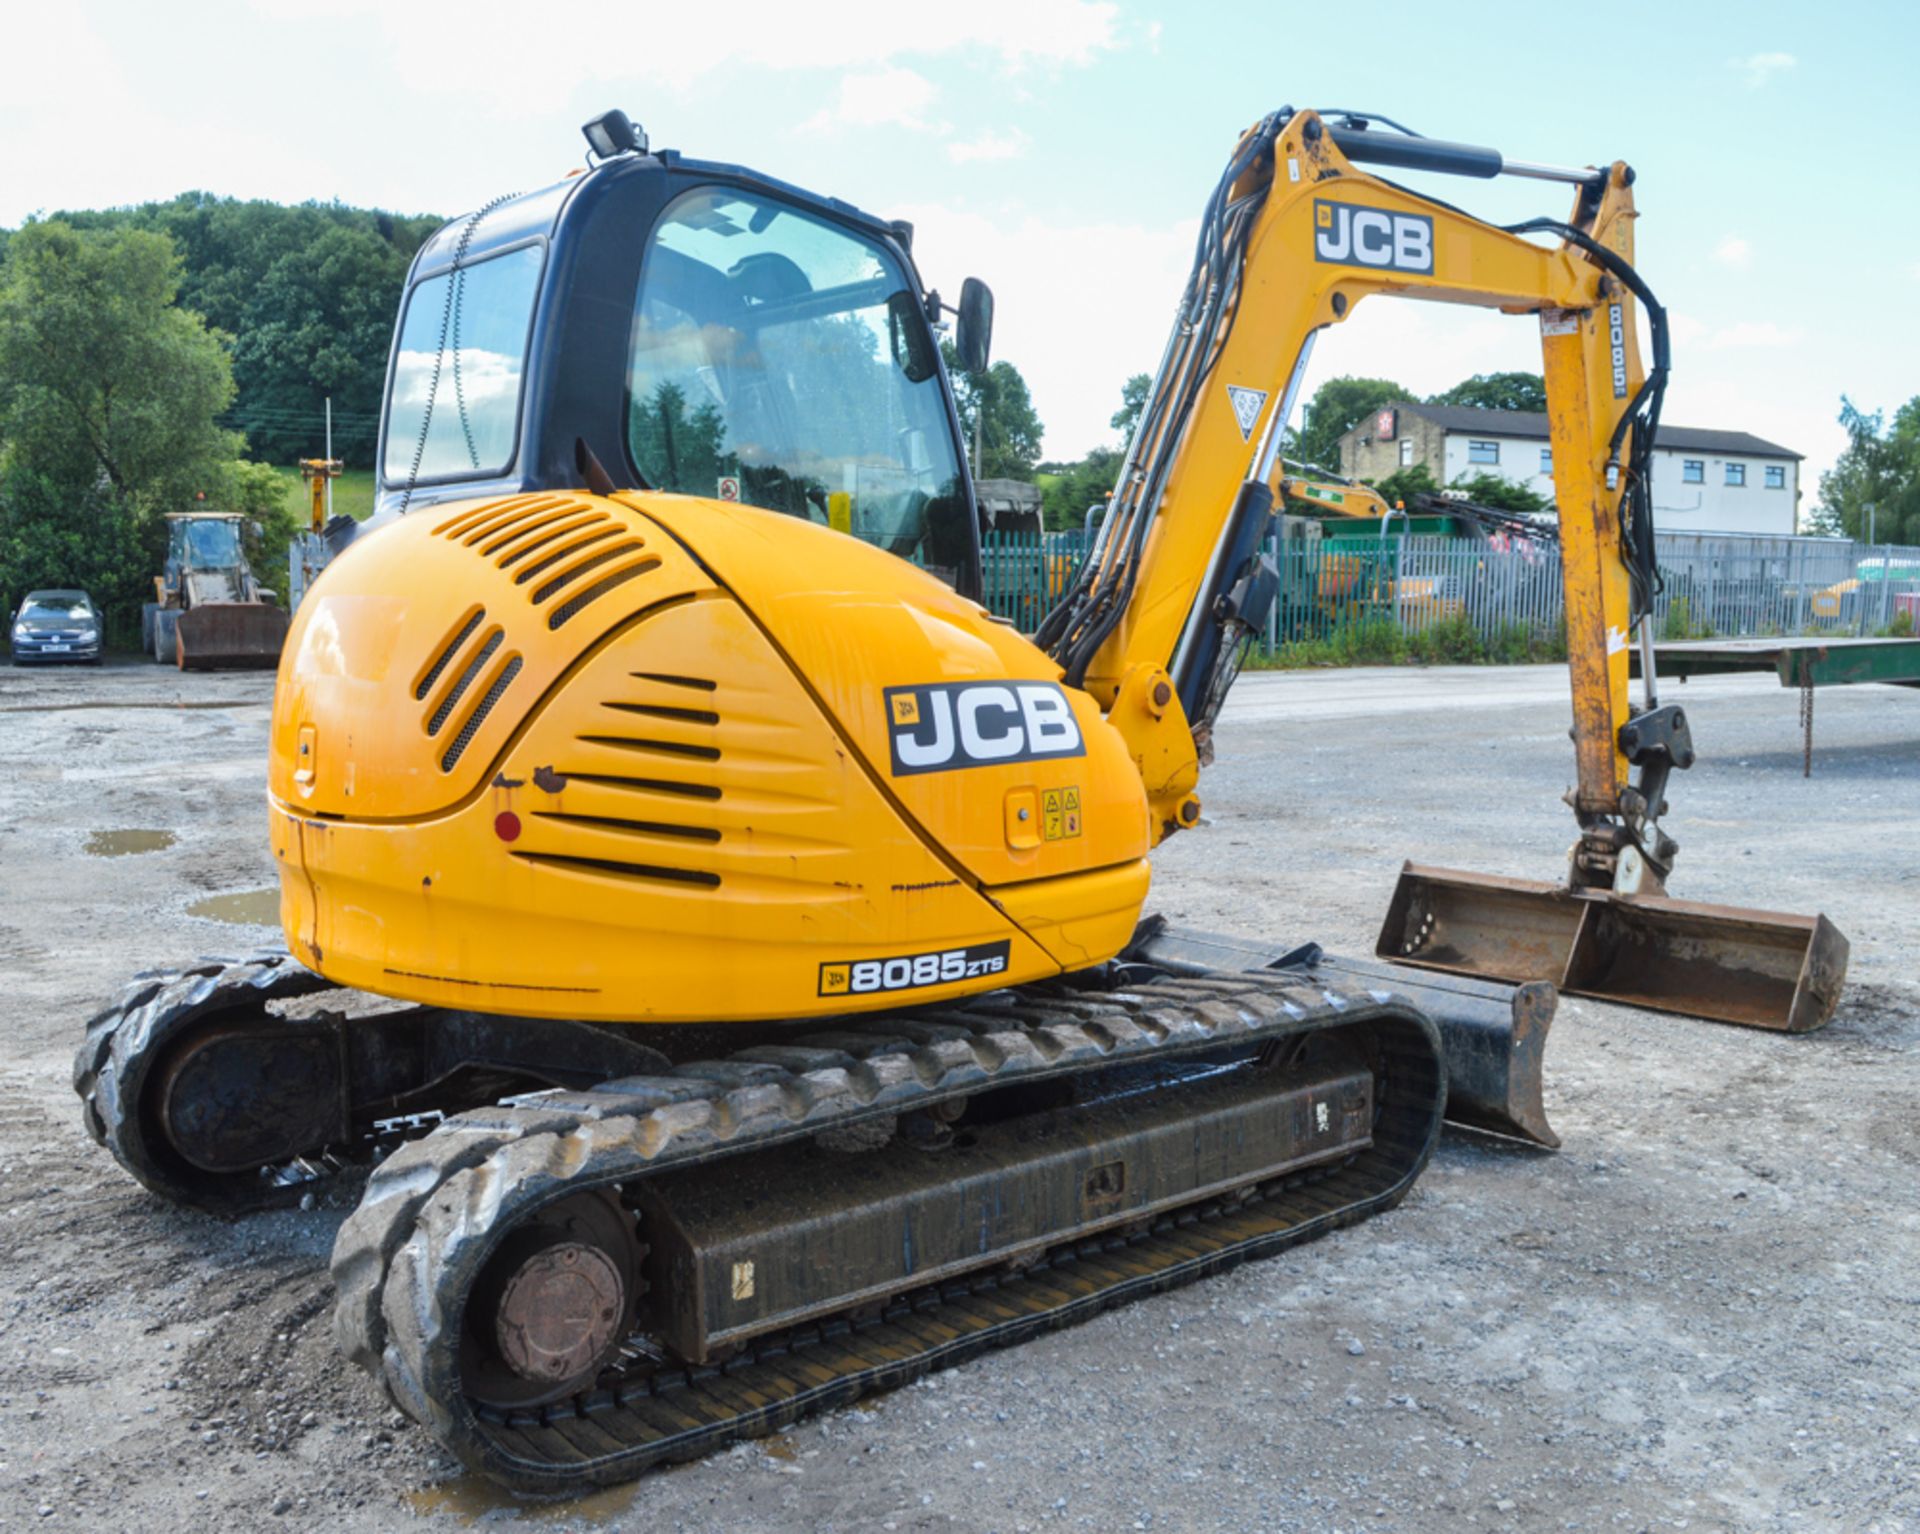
[625,187,971,588]
[180,520,240,569]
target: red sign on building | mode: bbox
[1374,408,1396,440]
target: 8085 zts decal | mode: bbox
[886,681,1086,776]
[819,941,1011,997]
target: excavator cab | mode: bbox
[369,124,988,599]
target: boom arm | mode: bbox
[1043,109,1672,887]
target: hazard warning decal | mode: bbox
[1225,385,1267,441]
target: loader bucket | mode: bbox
[175,603,288,671]
[1377,863,1849,1034]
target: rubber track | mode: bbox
[72,950,345,1211]
[331,973,1445,1490]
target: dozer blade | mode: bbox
[175,603,289,670]
[1377,863,1849,1034]
[1126,918,1559,1147]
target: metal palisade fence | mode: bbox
[976,528,1920,654]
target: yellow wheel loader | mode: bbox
[147,510,290,669]
[77,106,1844,1490]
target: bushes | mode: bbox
[1251,614,1565,671]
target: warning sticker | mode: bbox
[1041,785,1082,842]
[1225,385,1268,441]
[716,475,741,502]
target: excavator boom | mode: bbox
[1038,109,1846,1031]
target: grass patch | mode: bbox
[271,465,378,526]
[1249,616,1567,671]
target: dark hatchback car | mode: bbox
[10,589,103,664]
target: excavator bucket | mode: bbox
[174,604,289,671]
[1377,864,1849,1034]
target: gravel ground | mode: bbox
[0,656,1915,1534]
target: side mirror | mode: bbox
[956,277,994,375]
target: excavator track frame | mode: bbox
[329,971,1444,1491]
[73,952,672,1212]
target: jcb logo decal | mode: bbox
[1313,200,1434,274]
[886,681,1086,776]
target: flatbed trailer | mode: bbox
[1634,637,1920,775]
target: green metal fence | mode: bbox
[974,529,1920,655]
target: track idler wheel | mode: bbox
[155,1023,344,1175]
[461,1191,646,1410]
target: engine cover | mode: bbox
[269,492,1151,1023]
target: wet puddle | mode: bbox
[187,888,280,925]
[84,828,178,857]
[408,1476,641,1525]
[406,1433,800,1523]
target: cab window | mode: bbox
[384,244,545,484]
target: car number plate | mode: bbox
[43,644,70,652]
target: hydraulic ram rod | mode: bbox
[1325,125,1604,188]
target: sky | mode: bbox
[3,0,1916,497]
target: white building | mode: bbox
[1338,403,1802,536]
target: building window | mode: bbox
[1682,459,1704,483]
[1725,462,1746,488]
[1468,439,1499,465]
[1399,438,1413,467]
[1538,448,1552,475]
[1764,464,1786,489]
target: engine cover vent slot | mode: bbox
[531,543,648,605]
[442,654,523,772]
[631,672,718,692]
[576,734,720,762]
[508,851,721,889]
[514,525,623,587]
[427,630,503,736]
[531,811,721,844]
[415,608,486,701]
[602,702,720,726]
[548,558,661,628]
[493,511,607,571]
[553,772,722,801]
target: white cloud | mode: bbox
[947,129,1030,165]
[895,202,1196,459]
[1706,320,1804,350]
[255,1,1120,94]
[1713,235,1751,269]
[803,67,943,135]
[1668,313,1709,345]
[1729,51,1796,89]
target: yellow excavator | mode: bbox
[76,106,1845,1490]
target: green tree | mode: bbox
[0,221,241,510]
[229,223,415,465]
[1293,376,1409,474]
[1814,396,1920,543]
[1039,448,1121,532]
[943,341,1043,479]
[1427,371,1548,414]
[1363,462,1439,507]
[53,194,440,465]
[1446,471,1552,514]
[0,220,281,638]
[1111,373,1151,443]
